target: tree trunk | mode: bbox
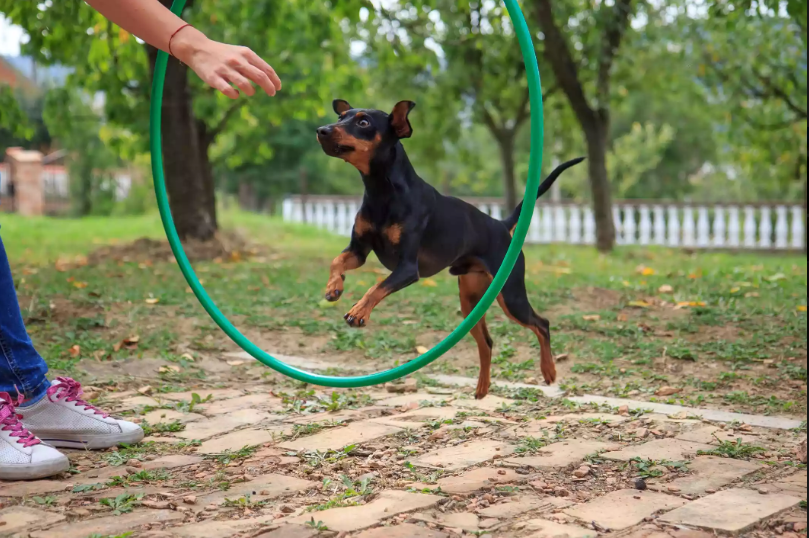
[147,50,217,241]
[147,0,216,241]
[583,119,616,252]
[496,132,518,210]
[75,163,93,216]
[197,124,219,231]
[802,161,807,254]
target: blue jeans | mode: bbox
[0,230,50,404]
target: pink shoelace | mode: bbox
[46,377,110,418]
[0,392,41,448]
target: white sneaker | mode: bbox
[1,392,70,480]
[18,377,144,450]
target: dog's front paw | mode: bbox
[344,302,371,328]
[541,357,557,386]
[474,378,491,400]
[325,275,346,302]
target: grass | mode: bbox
[301,445,357,469]
[279,390,374,414]
[106,469,171,487]
[222,494,268,509]
[204,445,260,465]
[631,457,690,478]
[140,420,185,437]
[514,435,551,454]
[697,435,767,459]
[4,210,807,416]
[309,475,374,512]
[99,493,143,515]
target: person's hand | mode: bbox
[171,26,281,99]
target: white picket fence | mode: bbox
[282,196,806,251]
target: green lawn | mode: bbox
[2,211,807,417]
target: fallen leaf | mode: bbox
[744,292,760,298]
[318,299,337,308]
[73,281,88,289]
[617,314,629,322]
[798,306,807,312]
[675,301,707,309]
[69,345,81,358]
[655,386,680,397]
[415,346,429,355]
[730,287,741,294]
[145,298,160,305]
[658,284,674,294]
[227,360,247,366]
[636,266,656,276]
[115,335,140,352]
[555,353,570,362]
[421,279,438,287]
[180,353,195,362]
[767,273,787,282]
[137,386,153,395]
[628,300,651,308]
[582,315,601,321]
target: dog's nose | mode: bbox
[317,126,332,138]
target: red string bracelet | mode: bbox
[168,23,193,58]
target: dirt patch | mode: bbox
[87,231,263,264]
[549,287,624,318]
[22,296,102,326]
[690,323,742,343]
[574,287,623,310]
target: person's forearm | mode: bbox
[85,0,281,98]
[84,0,196,55]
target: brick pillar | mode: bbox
[5,148,44,216]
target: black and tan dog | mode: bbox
[317,99,584,399]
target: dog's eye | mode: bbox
[357,118,371,128]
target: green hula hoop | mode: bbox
[150,0,545,388]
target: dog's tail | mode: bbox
[501,157,585,233]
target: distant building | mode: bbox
[0,55,37,91]
[0,56,70,89]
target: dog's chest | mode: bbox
[369,225,402,271]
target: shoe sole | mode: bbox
[0,455,70,481]
[35,429,145,450]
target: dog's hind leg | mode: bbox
[490,253,557,386]
[458,271,494,399]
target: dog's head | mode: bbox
[316,99,416,175]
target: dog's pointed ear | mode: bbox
[389,101,416,139]
[333,99,352,116]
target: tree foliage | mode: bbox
[0,0,805,244]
